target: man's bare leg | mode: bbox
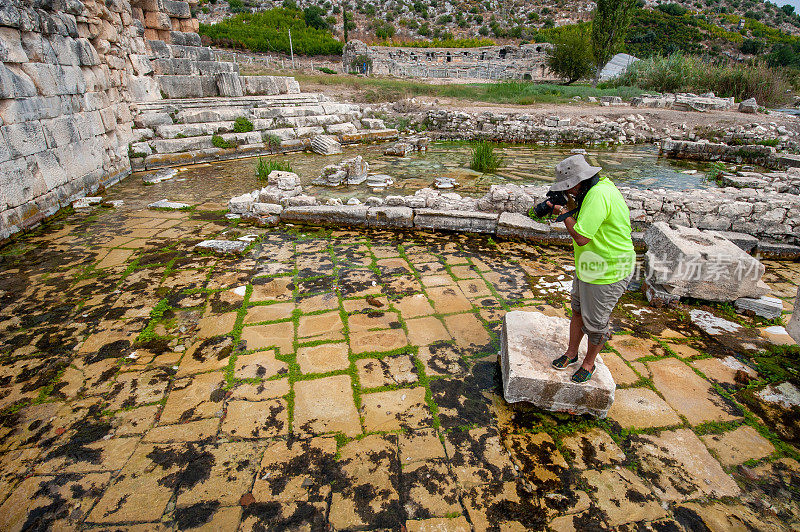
[565,312,584,358]
[581,340,604,371]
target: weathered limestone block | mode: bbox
[228,192,256,214]
[195,240,248,254]
[644,222,769,302]
[734,296,784,320]
[500,311,615,418]
[157,75,202,98]
[216,72,243,97]
[267,170,300,191]
[250,202,283,216]
[367,206,413,228]
[414,209,498,234]
[310,135,342,155]
[497,212,550,240]
[788,286,800,343]
[280,205,368,227]
[739,98,758,114]
[148,199,190,210]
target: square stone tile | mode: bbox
[443,313,491,350]
[230,379,289,401]
[630,428,741,501]
[421,274,455,288]
[383,273,423,296]
[700,425,775,467]
[175,505,242,531]
[252,436,337,503]
[427,286,473,314]
[112,405,159,436]
[222,399,288,439]
[691,356,758,386]
[298,311,344,341]
[608,335,666,362]
[560,428,626,470]
[297,342,350,374]
[399,429,446,464]
[414,261,446,274]
[329,434,402,530]
[244,302,295,324]
[250,277,293,301]
[377,258,413,275]
[293,375,361,437]
[347,310,400,331]
[648,357,741,425]
[462,481,543,531]
[234,350,288,379]
[176,441,261,507]
[297,292,339,313]
[177,336,235,377]
[505,432,568,492]
[406,517,471,532]
[160,371,227,424]
[402,460,461,520]
[443,427,515,488]
[105,368,171,410]
[144,418,220,443]
[356,354,418,389]
[240,323,294,354]
[457,278,491,299]
[394,294,435,318]
[0,473,112,531]
[350,328,408,355]
[195,311,238,338]
[608,388,682,429]
[361,387,432,432]
[406,316,452,345]
[602,352,639,386]
[240,501,327,531]
[417,342,468,377]
[342,296,389,313]
[583,468,667,526]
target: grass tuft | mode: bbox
[469,141,504,174]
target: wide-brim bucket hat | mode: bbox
[550,154,601,192]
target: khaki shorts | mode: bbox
[570,275,630,345]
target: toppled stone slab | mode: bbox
[366,174,393,188]
[195,240,249,254]
[496,212,550,240]
[267,170,300,190]
[313,156,369,186]
[715,231,758,253]
[228,192,256,214]
[143,168,177,185]
[788,286,800,344]
[433,176,458,189]
[72,197,103,209]
[367,206,413,229]
[414,209,498,234]
[690,309,742,335]
[755,241,800,260]
[251,203,283,216]
[735,296,784,320]
[310,135,342,155]
[281,205,368,227]
[645,222,769,302]
[757,382,800,409]
[500,311,615,418]
[644,280,681,307]
[739,97,758,114]
[148,199,191,210]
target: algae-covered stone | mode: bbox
[500,311,615,418]
[788,285,800,344]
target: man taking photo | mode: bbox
[540,154,636,383]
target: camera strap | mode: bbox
[555,208,579,223]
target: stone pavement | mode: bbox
[0,174,799,530]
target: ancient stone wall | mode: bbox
[342,40,555,81]
[0,0,203,242]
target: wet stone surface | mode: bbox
[0,171,799,530]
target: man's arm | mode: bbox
[549,203,592,246]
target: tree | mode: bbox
[304,6,328,30]
[591,0,638,82]
[547,27,595,84]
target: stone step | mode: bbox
[148,40,211,60]
[152,58,238,76]
[133,94,326,113]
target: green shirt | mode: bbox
[572,177,636,285]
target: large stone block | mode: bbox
[497,212,550,240]
[414,209,498,234]
[216,72,243,97]
[788,286,800,344]
[367,206,413,228]
[500,311,615,418]
[281,205,368,227]
[644,222,769,302]
[310,135,342,155]
[0,63,37,99]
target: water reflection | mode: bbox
[133,141,715,203]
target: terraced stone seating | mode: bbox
[130,91,397,169]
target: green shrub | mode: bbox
[199,8,343,56]
[613,53,791,106]
[317,67,336,74]
[469,141,503,173]
[262,132,282,149]
[233,116,254,133]
[212,134,237,149]
[379,37,495,48]
[255,157,294,181]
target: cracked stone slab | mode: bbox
[195,239,248,254]
[148,199,191,210]
[501,311,615,417]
